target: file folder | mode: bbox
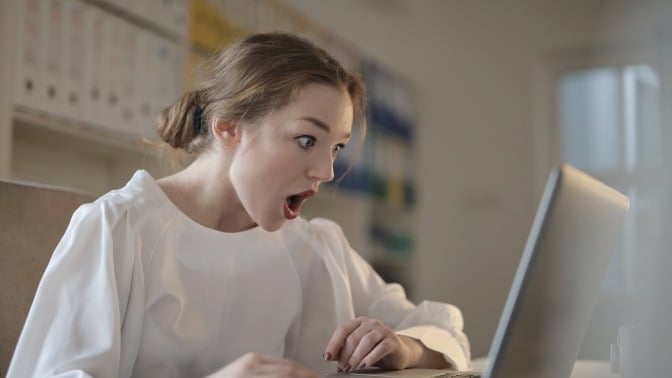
[82,5,106,129]
[14,0,46,111]
[42,0,66,117]
[62,0,87,122]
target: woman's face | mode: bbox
[228,83,354,231]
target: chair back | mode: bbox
[0,179,94,375]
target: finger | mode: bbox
[337,324,373,369]
[364,338,397,370]
[324,318,363,361]
[346,329,385,371]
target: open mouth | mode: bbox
[283,190,315,219]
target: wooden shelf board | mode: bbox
[12,106,160,160]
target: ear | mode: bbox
[211,118,240,147]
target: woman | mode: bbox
[9,32,470,377]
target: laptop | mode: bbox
[328,164,629,378]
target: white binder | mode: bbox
[152,35,168,138]
[154,38,184,138]
[133,29,157,138]
[14,0,46,111]
[162,0,188,37]
[117,21,139,135]
[42,0,67,117]
[62,0,87,122]
[171,0,188,37]
[82,5,106,129]
[100,14,123,132]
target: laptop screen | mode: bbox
[485,164,629,378]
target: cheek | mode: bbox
[231,146,296,193]
[254,144,303,176]
[233,130,308,184]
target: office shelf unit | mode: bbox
[1,0,188,194]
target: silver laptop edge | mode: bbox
[483,167,561,375]
[484,164,629,377]
[327,164,629,378]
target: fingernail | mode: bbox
[343,363,351,372]
[337,367,343,373]
[323,352,332,361]
[357,362,366,369]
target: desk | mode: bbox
[471,358,619,377]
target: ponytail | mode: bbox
[156,90,207,153]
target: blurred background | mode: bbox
[1,0,670,370]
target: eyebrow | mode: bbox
[300,116,352,139]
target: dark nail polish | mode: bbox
[324,352,332,361]
[357,362,366,369]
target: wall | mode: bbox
[283,0,671,357]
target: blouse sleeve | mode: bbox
[7,201,142,378]
[311,218,471,371]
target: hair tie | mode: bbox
[193,104,204,135]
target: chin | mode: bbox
[257,218,287,232]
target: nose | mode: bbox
[307,153,335,183]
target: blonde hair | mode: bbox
[156,32,367,155]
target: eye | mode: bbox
[332,143,345,157]
[295,135,316,149]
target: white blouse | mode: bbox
[8,170,470,377]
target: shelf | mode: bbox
[82,0,186,44]
[12,106,159,161]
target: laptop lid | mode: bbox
[483,164,629,378]
[326,164,628,378]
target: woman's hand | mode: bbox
[207,352,319,378]
[322,316,424,372]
